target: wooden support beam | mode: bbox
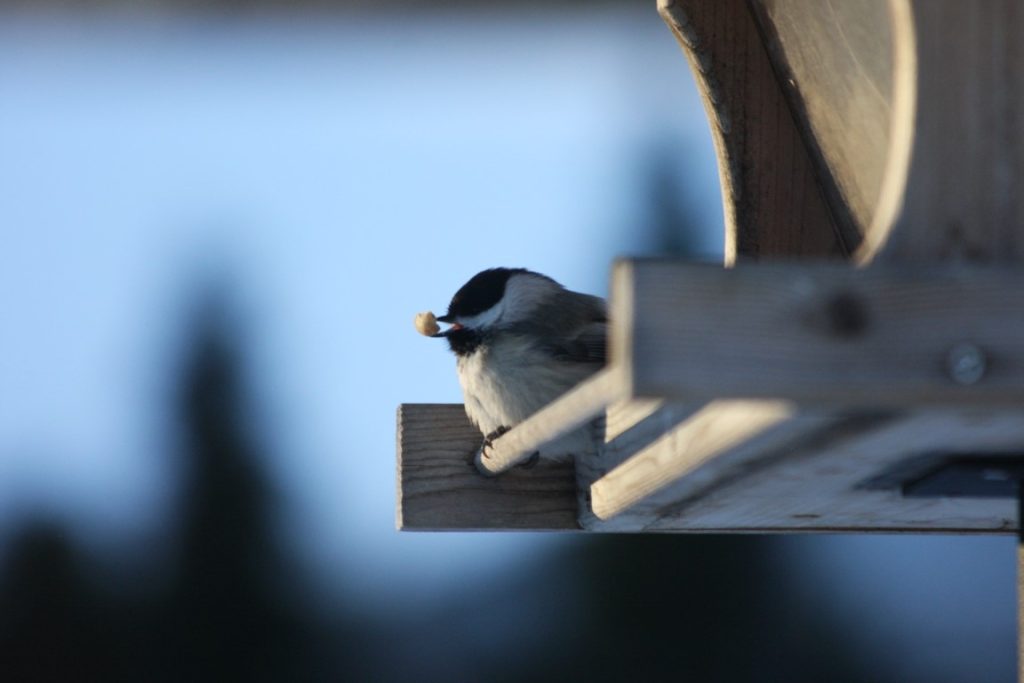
[590,409,1024,532]
[396,404,577,531]
[641,410,1024,532]
[591,400,807,521]
[474,367,625,476]
[613,260,1024,406]
[576,399,698,530]
[1018,491,1024,683]
[391,400,1022,533]
[398,398,695,531]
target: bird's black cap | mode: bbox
[440,267,534,321]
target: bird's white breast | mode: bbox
[456,335,595,437]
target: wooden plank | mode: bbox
[399,398,697,532]
[657,0,849,261]
[749,0,893,253]
[474,367,625,476]
[603,398,666,443]
[642,410,1024,532]
[588,408,1024,532]
[613,260,1024,406]
[746,1,1024,265]
[864,0,1024,263]
[591,400,826,521]
[576,399,697,529]
[1019,507,1024,682]
[396,404,577,531]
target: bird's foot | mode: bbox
[478,426,538,470]
[484,425,512,444]
[479,425,512,462]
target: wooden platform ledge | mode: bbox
[397,261,1024,533]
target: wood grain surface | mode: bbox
[658,0,849,261]
[397,404,577,530]
[614,260,1024,406]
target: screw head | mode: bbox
[982,468,1009,482]
[947,343,987,385]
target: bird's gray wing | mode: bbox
[505,289,607,365]
[554,320,607,365]
[544,292,607,365]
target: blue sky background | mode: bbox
[0,5,721,599]
[0,7,1015,679]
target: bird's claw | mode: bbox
[484,425,511,444]
[480,425,512,459]
[478,426,538,469]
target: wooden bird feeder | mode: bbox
[398,0,1024,673]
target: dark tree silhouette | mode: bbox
[0,289,335,682]
[158,293,321,681]
[509,535,885,683]
[0,523,120,681]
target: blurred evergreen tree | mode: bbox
[0,523,123,681]
[157,293,321,681]
[0,288,335,682]
[501,535,887,683]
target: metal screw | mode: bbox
[982,468,1010,482]
[946,343,987,385]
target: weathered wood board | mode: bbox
[614,261,1024,406]
[630,410,1024,533]
[657,0,849,261]
[869,0,1024,264]
[749,0,893,252]
[398,402,1024,533]
[397,404,577,531]
[590,399,825,521]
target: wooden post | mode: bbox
[1019,489,1024,682]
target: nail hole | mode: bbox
[825,292,868,338]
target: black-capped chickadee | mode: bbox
[431,268,607,462]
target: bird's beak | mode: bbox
[432,313,461,337]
